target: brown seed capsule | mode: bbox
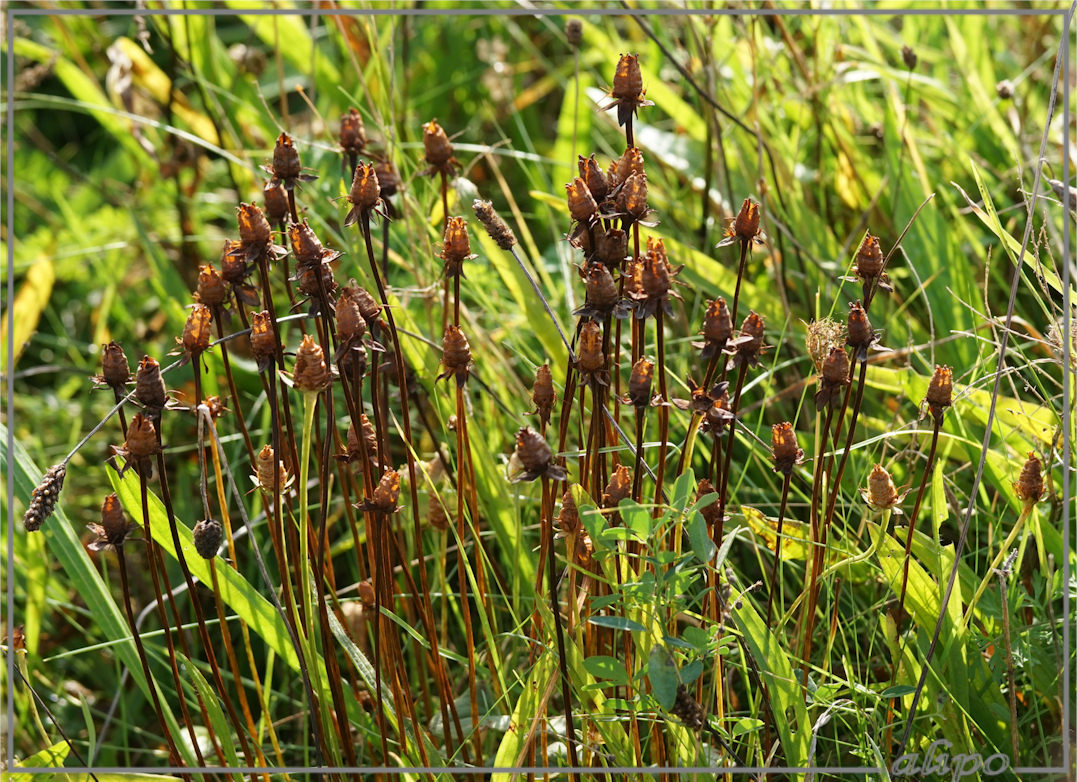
[602,464,632,509]
[611,147,645,186]
[731,312,767,368]
[440,217,473,276]
[611,53,644,102]
[429,495,452,532]
[22,462,66,532]
[255,444,289,495]
[438,325,472,386]
[855,233,885,279]
[565,18,583,47]
[641,238,670,299]
[135,356,168,413]
[339,108,366,155]
[422,119,454,168]
[271,132,302,182]
[578,321,605,374]
[771,422,803,476]
[192,518,223,559]
[220,239,248,285]
[249,311,279,368]
[596,228,628,268]
[473,200,517,250]
[347,161,381,213]
[238,202,273,246]
[356,579,376,608]
[531,363,556,427]
[578,154,609,203]
[696,298,733,360]
[263,179,290,224]
[901,44,918,70]
[732,198,761,243]
[88,493,133,550]
[671,684,706,730]
[566,177,599,223]
[821,346,850,385]
[557,489,580,535]
[864,464,900,511]
[574,531,595,570]
[125,413,159,460]
[371,469,401,512]
[1014,452,1044,505]
[347,414,379,469]
[336,285,368,346]
[195,264,229,308]
[627,357,654,407]
[99,341,131,390]
[290,221,329,269]
[583,262,619,316]
[846,301,875,354]
[293,334,331,393]
[374,161,400,198]
[618,171,648,219]
[697,479,721,528]
[181,304,213,355]
[924,365,953,414]
[296,261,336,299]
[515,426,554,476]
[351,284,382,325]
[700,384,734,435]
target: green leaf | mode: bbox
[588,615,646,633]
[879,685,917,699]
[646,645,679,711]
[582,655,630,687]
[685,510,716,563]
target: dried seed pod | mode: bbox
[192,518,223,559]
[473,200,517,250]
[237,202,273,247]
[290,221,330,269]
[438,325,472,387]
[220,239,249,285]
[854,233,885,279]
[531,363,556,427]
[204,395,227,420]
[271,132,302,182]
[901,44,918,70]
[429,494,452,532]
[602,464,632,509]
[611,147,645,186]
[356,579,376,608]
[420,118,454,169]
[1014,452,1044,506]
[249,310,279,370]
[195,264,229,308]
[566,177,599,223]
[641,237,670,299]
[181,304,213,355]
[557,489,580,535]
[574,531,595,570]
[512,427,567,482]
[576,262,619,320]
[374,161,400,198]
[845,301,875,358]
[733,198,760,242]
[577,321,605,374]
[730,312,767,368]
[770,422,803,476]
[263,180,289,224]
[440,216,474,276]
[596,228,628,268]
[604,53,651,127]
[697,479,721,528]
[336,285,368,346]
[255,444,289,495]
[578,154,609,203]
[699,383,734,435]
[618,171,648,220]
[123,413,159,466]
[565,18,583,47]
[87,493,133,550]
[344,161,381,226]
[352,284,383,325]
[346,414,379,469]
[627,357,654,407]
[23,462,66,532]
[293,334,331,393]
[135,356,168,414]
[369,469,401,513]
[98,341,131,390]
[296,261,336,300]
[863,464,901,511]
[339,108,366,155]
[815,346,850,409]
[924,365,953,420]
[671,684,706,730]
[694,298,733,361]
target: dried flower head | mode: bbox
[95,341,131,391]
[422,119,457,176]
[263,179,290,224]
[339,108,366,156]
[192,518,223,559]
[511,427,567,482]
[815,346,850,410]
[181,304,213,356]
[344,161,383,227]
[473,200,517,250]
[237,202,273,247]
[566,177,599,224]
[195,265,229,309]
[718,198,765,248]
[220,239,260,307]
[924,365,953,423]
[530,363,556,428]
[576,321,608,386]
[603,53,653,127]
[254,444,290,495]
[565,18,583,47]
[335,285,368,348]
[578,154,609,203]
[438,325,472,387]
[374,161,401,199]
[901,44,918,70]
[596,228,628,269]
[626,357,655,408]
[729,312,767,369]
[249,310,279,372]
[630,236,681,319]
[574,262,625,321]
[440,217,475,277]
[23,462,66,532]
[617,172,650,221]
[557,488,580,535]
[87,493,135,551]
[693,298,733,361]
[293,334,332,393]
[697,479,722,528]
[610,147,645,188]
[290,221,340,270]
[770,422,803,476]
[1014,452,1045,506]
[602,464,632,509]
[135,356,168,416]
[845,300,877,359]
[688,379,734,435]
[861,463,905,513]
[429,494,452,532]
[363,469,401,513]
[671,684,706,730]
[850,232,892,297]
[346,414,380,471]
[265,132,317,191]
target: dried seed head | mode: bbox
[641,237,671,300]
[627,357,654,407]
[806,317,845,374]
[583,262,619,315]
[440,216,473,275]
[864,464,900,511]
[700,384,734,435]
[220,239,248,284]
[698,298,733,359]
[854,233,885,279]
[566,177,599,223]
[339,108,366,154]
[371,469,401,512]
[733,198,761,243]
[357,579,376,608]
[611,53,643,101]
[578,321,605,373]
[422,119,454,167]
[192,518,223,560]
[23,462,66,532]
[618,171,648,219]
[347,414,379,468]
[99,341,131,390]
[374,161,400,198]
[531,363,556,427]
[574,531,595,570]
[249,311,279,368]
[515,426,554,476]
[771,422,803,476]
[438,325,472,386]
[135,356,168,413]
[596,228,628,268]
[732,312,767,368]
[845,301,875,353]
[336,285,367,346]
[1014,452,1044,506]
[263,179,289,224]
[296,261,336,299]
[92,493,132,549]
[204,395,227,420]
[348,161,381,212]
[429,494,452,532]
[925,365,953,421]
[578,154,609,203]
[602,464,632,509]
[293,334,331,393]
[557,489,580,535]
[237,202,273,246]
[181,304,213,355]
[565,18,583,47]
[671,684,706,730]
[125,414,159,460]
[255,444,289,495]
[290,221,329,269]
[473,200,517,249]
[611,147,645,186]
[350,284,382,325]
[901,44,918,70]
[697,479,721,528]
[821,346,850,385]
[996,79,1015,100]
[271,132,302,182]
[196,264,229,308]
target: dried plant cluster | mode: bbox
[12,20,1067,778]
